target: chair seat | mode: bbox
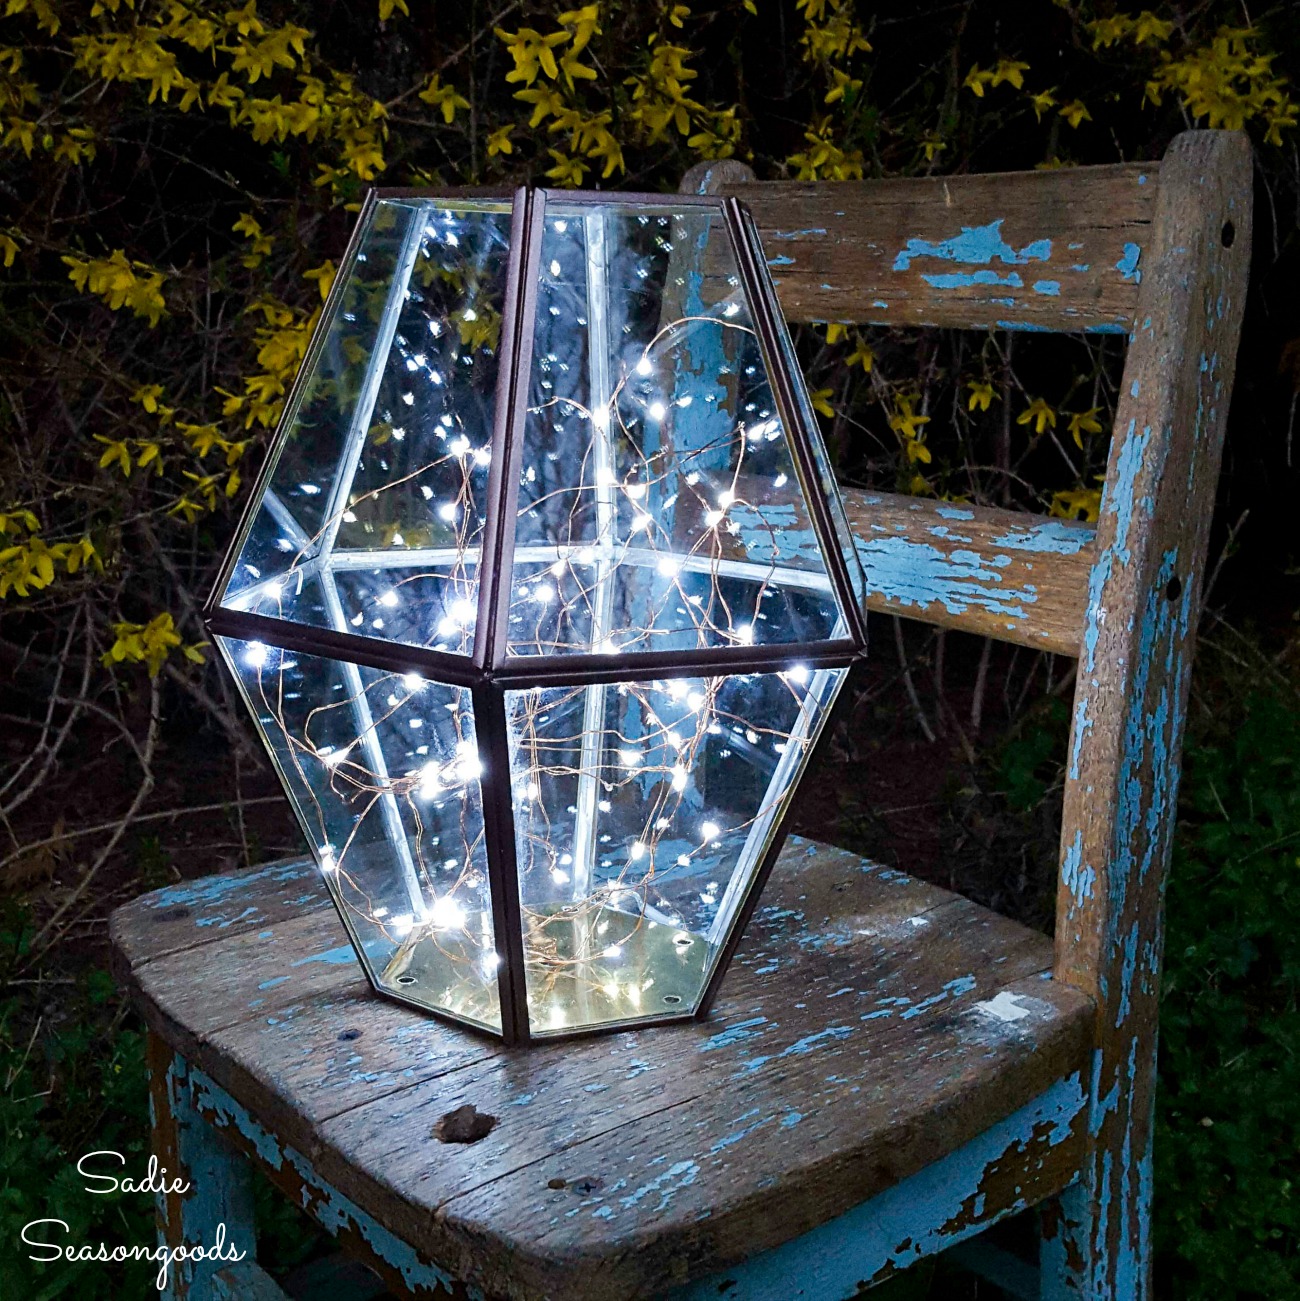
[111,837,1092,1301]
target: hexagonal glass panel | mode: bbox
[207,188,866,1042]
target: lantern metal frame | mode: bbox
[204,185,867,1043]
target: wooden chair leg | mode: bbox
[147,1031,288,1300]
[1038,1135,1153,1301]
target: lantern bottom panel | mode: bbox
[372,901,712,1036]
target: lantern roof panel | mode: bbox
[215,196,516,663]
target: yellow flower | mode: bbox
[1066,408,1103,448]
[496,26,572,86]
[990,60,1030,90]
[1017,397,1057,435]
[1050,486,1102,522]
[1132,12,1174,46]
[1029,88,1057,121]
[966,380,997,412]
[810,388,835,418]
[487,125,513,157]
[544,148,587,187]
[846,338,873,374]
[964,64,994,98]
[1058,99,1092,129]
[418,74,471,125]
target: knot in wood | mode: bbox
[434,1104,497,1144]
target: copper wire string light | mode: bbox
[204,187,867,1043]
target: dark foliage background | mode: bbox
[1,1,1297,1295]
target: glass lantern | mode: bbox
[204,187,868,1042]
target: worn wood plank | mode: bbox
[843,489,1094,655]
[111,855,328,971]
[117,839,1093,1301]
[175,1053,478,1300]
[127,907,370,1063]
[716,164,1156,333]
[148,1032,262,1299]
[668,1067,1087,1300]
[1052,130,1252,1298]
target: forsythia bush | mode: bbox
[1,0,1295,679]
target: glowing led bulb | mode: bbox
[648,401,667,421]
[379,590,399,607]
[438,502,457,522]
[657,557,682,577]
[244,642,268,668]
[635,355,653,376]
[429,895,467,931]
[403,672,425,691]
[391,913,414,938]
[701,821,721,841]
[671,764,688,792]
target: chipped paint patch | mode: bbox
[856,535,1037,621]
[974,991,1032,1023]
[179,1059,462,1297]
[990,520,1094,557]
[672,1074,1086,1301]
[1116,242,1142,283]
[893,220,1051,273]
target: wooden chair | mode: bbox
[110,129,1250,1300]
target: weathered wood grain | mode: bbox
[148,1032,265,1300]
[116,838,1093,1301]
[669,1061,1088,1300]
[1051,130,1252,1297]
[111,855,328,971]
[714,164,1157,333]
[843,489,1094,655]
[174,1050,476,1300]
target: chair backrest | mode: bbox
[684,130,1253,1282]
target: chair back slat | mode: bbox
[722,163,1157,333]
[842,490,1094,657]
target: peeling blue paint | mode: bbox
[990,520,1093,556]
[766,254,796,267]
[893,220,1051,273]
[699,1016,768,1053]
[1034,280,1061,296]
[997,320,1052,333]
[1061,830,1094,906]
[673,1074,1086,1301]
[182,1061,466,1297]
[922,270,1024,290]
[291,945,357,967]
[1116,243,1142,283]
[857,535,1037,622]
[900,974,976,1020]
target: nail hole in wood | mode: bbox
[434,1104,497,1144]
[663,993,682,1005]
[572,1177,603,1195]
[1165,576,1183,602]
[337,1027,362,1042]
[1221,221,1235,248]
[547,1177,567,1190]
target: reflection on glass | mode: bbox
[221,200,513,659]
[508,665,845,1034]
[507,203,845,657]
[218,633,501,1032]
